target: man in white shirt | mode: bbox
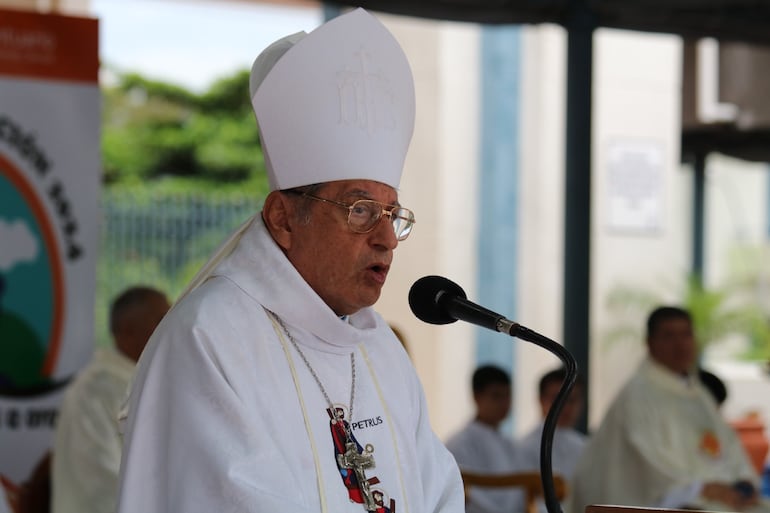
[115,9,464,513]
[517,367,587,479]
[570,306,768,513]
[52,286,170,513]
[446,365,526,513]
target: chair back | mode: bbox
[585,505,724,513]
[461,470,568,513]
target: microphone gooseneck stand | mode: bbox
[506,323,577,513]
[407,275,578,513]
[440,297,578,513]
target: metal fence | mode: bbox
[95,190,261,345]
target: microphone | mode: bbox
[408,275,540,343]
[409,275,577,513]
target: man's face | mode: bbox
[120,293,171,361]
[474,383,512,427]
[647,317,697,375]
[284,179,400,316]
[540,381,584,428]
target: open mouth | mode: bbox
[368,263,390,283]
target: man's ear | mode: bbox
[262,191,294,251]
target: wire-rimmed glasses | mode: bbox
[286,191,415,241]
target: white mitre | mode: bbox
[250,7,416,191]
[175,9,415,303]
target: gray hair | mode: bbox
[281,183,326,224]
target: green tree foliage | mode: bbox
[96,69,269,347]
[102,69,267,191]
[603,256,770,362]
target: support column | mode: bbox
[563,2,595,433]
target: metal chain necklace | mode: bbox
[270,312,379,511]
[272,313,356,424]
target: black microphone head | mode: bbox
[408,275,467,325]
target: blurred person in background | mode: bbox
[446,365,526,513]
[516,367,587,479]
[52,286,169,513]
[571,306,767,513]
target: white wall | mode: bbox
[589,28,689,426]
[515,24,569,436]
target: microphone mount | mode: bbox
[409,275,577,513]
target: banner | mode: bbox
[0,6,100,501]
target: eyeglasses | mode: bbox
[287,191,415,241]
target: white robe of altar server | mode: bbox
[446,420,527,513]
[115,216,464,513]
[516,422,587,513]
[570,357,770,513]
[53,347,136,513]
[516,422,587,480]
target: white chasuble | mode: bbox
[115,217,464,513]
[570,358,768,513]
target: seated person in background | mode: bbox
[570,306,768,513]
[52,286,170,513]
[516,367,587,480]
[446,365,526,513]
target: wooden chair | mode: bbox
[585,505,723,513]
[461,470,568,513]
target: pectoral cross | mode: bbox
[337,440,377,511]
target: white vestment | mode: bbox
[570,357,766,513]
[115,216,464,513]
[516,422,587,480]
[446,420,527,513]
[516,422,587,513]
[53,348,136,513]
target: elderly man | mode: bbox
[570,306,767,513]
[53,286,170,513]
[115,9,464,513]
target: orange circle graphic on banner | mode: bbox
[0,152,64,384]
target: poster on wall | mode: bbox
[0,6,100,504]
[606,139,665,235]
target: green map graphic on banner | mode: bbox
[0,166,59,395]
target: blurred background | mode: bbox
[2,0,770,484]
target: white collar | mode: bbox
[208,216,388,353]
